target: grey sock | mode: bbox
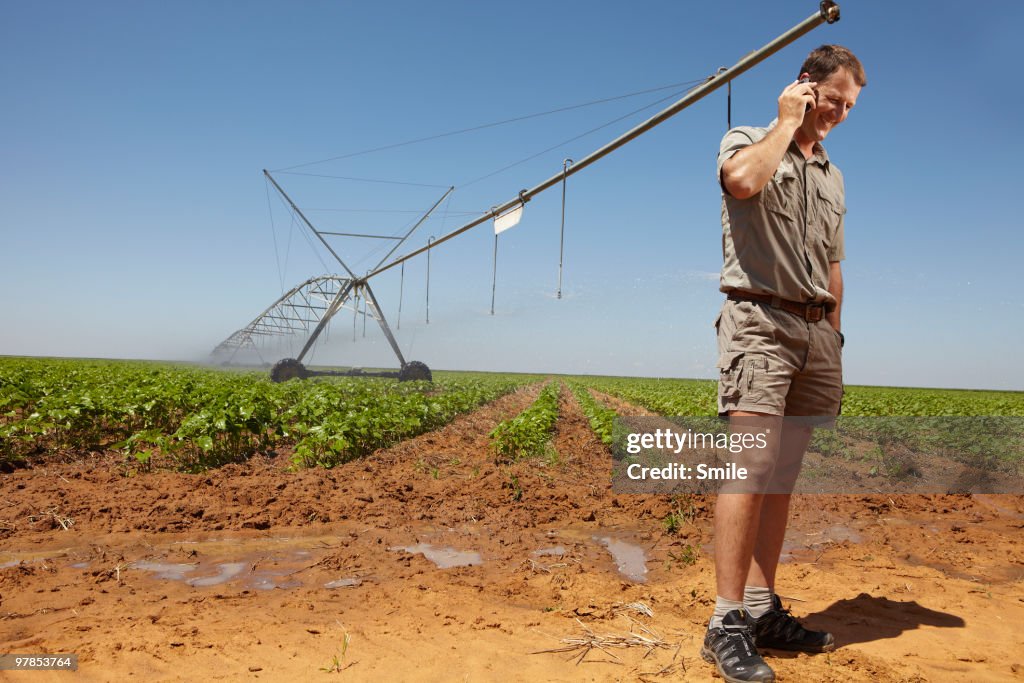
[709,596,745,630]
[744,585,774,619]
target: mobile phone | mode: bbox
[798,76,813,111]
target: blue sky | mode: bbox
[2,1,1022,390]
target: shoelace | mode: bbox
[762,606,807,640]
[721,625,757,659]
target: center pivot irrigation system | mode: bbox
[212,2,841,383]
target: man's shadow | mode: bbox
[771,593,965,655]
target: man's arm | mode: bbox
[827,261,842,332]
[720,79,817,199]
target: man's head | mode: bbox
[799,45,866,87]
[796,45,865,147]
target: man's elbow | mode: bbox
[721,168,759,200]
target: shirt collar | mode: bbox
[767,118,831,169]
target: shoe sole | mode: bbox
[700,645,776,683]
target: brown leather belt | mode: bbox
[727,291,831,323]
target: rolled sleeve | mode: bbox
[716,127,761,193]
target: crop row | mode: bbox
[490,381,561,461]
[566,377,716,417]
[565,376,1024,417]
[565,376,1023,471]
[0,358,535,470]
[567,382,616,445]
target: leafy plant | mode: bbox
[667,544,700,568]
[490,382,561,462]
[662,495,698,535]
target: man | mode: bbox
[701,45,866,683]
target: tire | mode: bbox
[398,360,432,382]
[270,358,308,383]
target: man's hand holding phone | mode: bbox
[778,73,817,128]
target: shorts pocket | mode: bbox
[743,354,767,397]
[718,351,767,404]
[717,351,745,401]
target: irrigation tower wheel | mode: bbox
[270,358,308,383]
[398,361,432,382]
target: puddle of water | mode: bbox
[132,556,314,591]
[393,543,482,569]
[779,524,862,563]
[0,549,71,567]
[324,578,362,589]
[594,536,647,583]
[552,527,649,582]
[533,546,567,557]
[247,571,304,591]
[132,561,197,580]
[187,561,248,587]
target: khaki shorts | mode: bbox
[715,298,843,417]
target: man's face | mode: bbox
[800,67,861,144]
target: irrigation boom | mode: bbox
[363,1,840,281]
[214,1,841,382]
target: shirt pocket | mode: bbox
[762,167,799,217]
[814,186,846,249]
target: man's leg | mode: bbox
[712,410,783,618]
[713,491,764,603]
[745,493,791,591]
[742,419,835,654]
[702,409,779,683]
[746,422,812,591]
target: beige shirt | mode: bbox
[717,122,846,305]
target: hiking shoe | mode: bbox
[752,594,835,653]
[700,609,775,683]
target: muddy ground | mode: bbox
[2,384,1023,682]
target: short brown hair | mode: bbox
[799,45,866,86]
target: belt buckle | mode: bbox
[806,305,824,323]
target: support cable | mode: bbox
[271,187,331,275]
[557,158,573,299]
[304,207,481,216]
[457,87,690,189]
[264,176,285,293]
[272,77,710,172]
[273,171,449,189]
[728,80,733,130]
[292,207,333,274]
[490,232,498,316]
[425,236,435,323]
[716,66,732,129]
[397,262,404,330]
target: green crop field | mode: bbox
[565,375,1024,417]
[2,357,1022,474]
[0,357,537,471]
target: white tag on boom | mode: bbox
[493,204,523,234]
